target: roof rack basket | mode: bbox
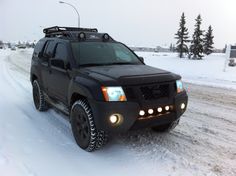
[43,26,98,37]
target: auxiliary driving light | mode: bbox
[79,32,86,39]
[148,109,154,115]
[157,107,163,113]
[109,115,119,124]
[103,33,110,41]
[165,106,170,111]
[181,103,186,110]
[139,110,145,116]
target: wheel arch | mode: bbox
[31,74,38,83]
[68,80,98,109]
[70,93,87,108]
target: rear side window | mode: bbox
[43,41,56,58]
[33,40,46,57]
[54,43,68,61]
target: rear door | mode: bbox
[48,43,71,103]
[31,39,46,83]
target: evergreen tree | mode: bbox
[190,15,204,59]
[203,25,214,55]
[169,43,172,52]
[222,44,227,53]
[169,43,174,52]
[172,44,176,52]
[175,13,189,58]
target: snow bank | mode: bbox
[136,52,236,90]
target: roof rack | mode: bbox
[43,26,98,37]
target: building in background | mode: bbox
[130,46,170,52]
[224,45,236,71]
[229,45,236,66]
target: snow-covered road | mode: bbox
[0,49,235,176]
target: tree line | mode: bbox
[175,13,214,59]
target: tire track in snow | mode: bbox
[3,51,76,148]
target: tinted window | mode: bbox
[54,43,68,61]
[71,42,141,66]
[33,40,46,57]
[43,41,56,58]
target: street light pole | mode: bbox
[59,1,80,27]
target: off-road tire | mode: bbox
[151,119,180,132]
[32,80,49,111]
[71,99,108,152]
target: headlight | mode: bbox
[176,80,184,93]
[101,86,127,101]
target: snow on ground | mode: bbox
[136,52,236,90]
[0,49,235,176]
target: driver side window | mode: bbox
[43,41,56,59]
[51,43,69,69]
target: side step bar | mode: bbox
[44,93,70,116]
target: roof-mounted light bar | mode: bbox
[43,26,98,35]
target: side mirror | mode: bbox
[139,57,144,62]
[50,59,66,70]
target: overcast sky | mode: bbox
[1,0,236,48]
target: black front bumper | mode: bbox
[89,91,188,133]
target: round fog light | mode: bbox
[165,106,170,111]
[157,107,163,113]
[181,103,186,110]
[148,109,154,114]
[139,110,145,116]
[109,115,118,124]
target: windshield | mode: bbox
[71,42,142,66]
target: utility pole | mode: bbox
[59,1,80,27]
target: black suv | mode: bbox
[30,26,188,152]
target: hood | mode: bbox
[79,64,180,85]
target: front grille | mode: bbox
[140,84,169,100]
[124,82,172,101]
[124,87,136,100]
